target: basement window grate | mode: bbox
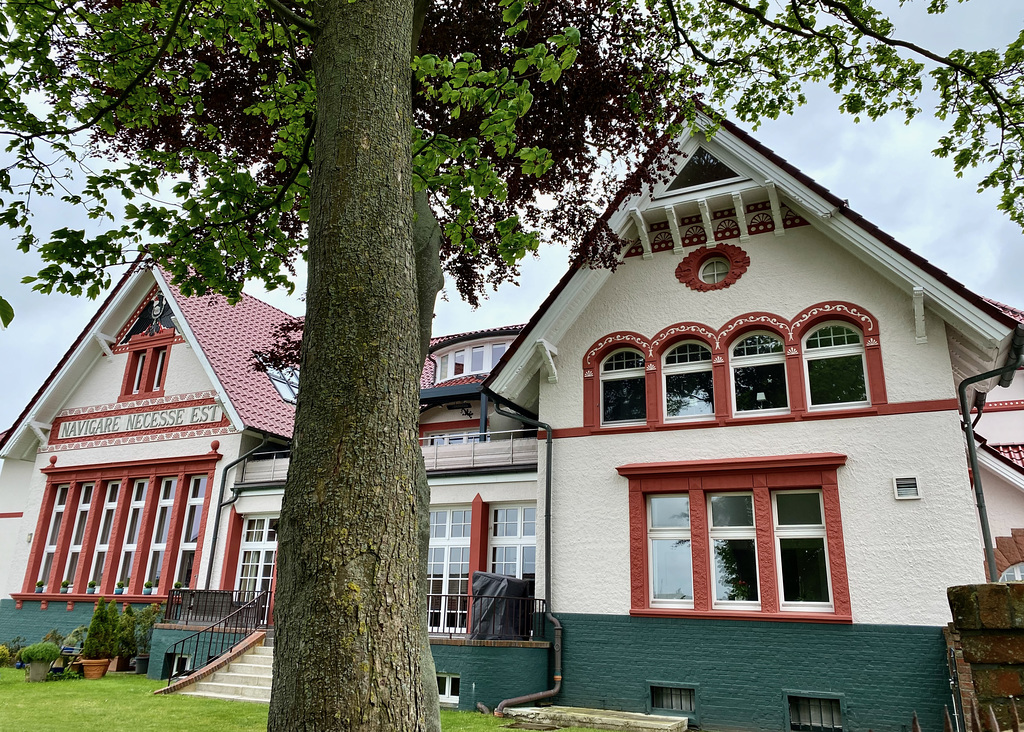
[789,696,842,732]
[893,477,921,500]
[651,685,695,713]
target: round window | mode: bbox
[699,257,730,284]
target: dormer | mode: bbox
[433,338,511,385]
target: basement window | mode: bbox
[651,685,695,714]
[437,674,460,706]
[789,695,843,732]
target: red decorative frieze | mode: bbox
[714,218,741,241]
[748,212,775,235]
[55,391,219,419]
[40,426,235,453]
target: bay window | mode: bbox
[602,349,647,425]
[731,333,788,414]
[663,342,714,420]
[803,324,868,408]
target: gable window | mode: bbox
[803,324,868,408]
[731,333,788,414]
[120,342,172,400]
[602,349,647,425]
[709,493,759,607]
[663,342,714,420]
[666,148,743,192]
[648,495,693,606]
[699,258,730,285]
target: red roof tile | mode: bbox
[985,299,1024,325]
[162,273,297,439]
[992,444,1024,470]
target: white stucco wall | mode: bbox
[980,461,1024,540]
[429,474,538,507]
[0,457,35,598]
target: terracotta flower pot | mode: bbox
[80,658,110,680]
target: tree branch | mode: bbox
[264,0,318,35]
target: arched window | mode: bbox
[803,323,868,408]
[731,333,788,414]
[602,349,647,425]
[663,341,714,420]
[1000,563,1024,581]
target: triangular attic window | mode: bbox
[666,148,741,192]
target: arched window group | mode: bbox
[590,312,878,429]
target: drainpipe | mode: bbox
[203,433,274,589]
[488,392,562,714]
[959,324,1024,582]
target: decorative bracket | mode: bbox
[765,181,785,236]
[29,418,51,444]
[92,332,115,358]
[664,206,683,254]
[732,192,749,242]
[629,208,652,260]
[697,199,716,247]
[913,287,927,344]
[535,339,558,384]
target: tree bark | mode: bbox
[268,0,441,729]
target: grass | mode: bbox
[0,667,607,731]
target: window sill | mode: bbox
[630,607,852,624]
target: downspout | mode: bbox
[202,433,274,589]
[959,323,1024,582]
[488,393,562,715]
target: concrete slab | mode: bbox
[502,706,688,731]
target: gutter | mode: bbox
[202,432,276,589]
[959,323,1024,582]
[487,389,562,714]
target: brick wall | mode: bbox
[429,639,551,712]
[0,597,121,646]
[552,613,949,732]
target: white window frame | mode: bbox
[90,480,120,586]
[662,341,715,422]
[437,674,460,705]
[152,347,168,390]
[236,515,278,595]
[433,339,513,384]
[1001,563,1024,581]
[146,477,177,589]
[427,506,472,633]
[708,492,760,610]
[39,484,70,590]
[600,348,647,427]
[647,495,694,609]
[176,475,207,588]
[730,332,789,416]
[802,322,870,411]
[699,257,730,284]
[63,483,94,588]
[488,504,536,586]
[773,490,833,612]
[118,478,149,585]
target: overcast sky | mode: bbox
[1,1,1021,431]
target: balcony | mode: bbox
[428,593,547,640]
[236,429,537,485]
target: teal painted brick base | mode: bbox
[0,598,102,645]
[147,625,246,680]
[430,641,551,712]
[554,614,950,732]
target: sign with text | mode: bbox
[56,404,222,440]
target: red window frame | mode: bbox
[118,330,176,402]
[619,453,853,623]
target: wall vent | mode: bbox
[893,477,921,500]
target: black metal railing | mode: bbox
[164,589,266,626]
[427,593,546,641]
[165,590,270,686]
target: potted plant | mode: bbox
[173,581,183,589]
[34,580,43,593]
[133,603,163,675]
[60,580,69,594]
[21,642,61,682]
[114,605,137,672]
[142,580,153,595]
[87,580,97,594]
[114,581,124,595]
[80,599,116,679]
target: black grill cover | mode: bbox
[469,572,531,640]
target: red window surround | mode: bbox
[118,329,177,402]
[20,445,221,601]
[581,301,890,434]
[620,453,852,623]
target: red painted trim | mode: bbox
[48,482,82,591]
[789,302,879,338]
[469,494,490,581]
[674,242,750,292]
[42,452,223,478]
[624,454,852,622]
[419,419,480,438]
[581,332,652,429]
[629,608,853,624]
[0,512,23,519]
[188,469,217,590]
[74,481,106,592]
[983,400,1024,413]
[99,471,133,596]
[220,508,244,590]
[159,470,190,593]
[785,346,806,414]
[129,473,161,594]
[23,482,58,593]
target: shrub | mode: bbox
[82,599,116,660]
[21,642,61,665]
[41,628,65,647]
[0,645,11,667]
[136,603,163,656]
[118,606,138,658]
[64,625,88,650]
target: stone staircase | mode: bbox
[180,644,273,703]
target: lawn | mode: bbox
[0,667,607,731]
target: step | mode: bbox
[250,645,274,657]
[210,671,273,688]
[181,689,270,704]
[226,661,273,676]
[235,652,273,666]
[192,679,272,701]
[502,706,688,731]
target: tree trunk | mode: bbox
[268,0,440,729]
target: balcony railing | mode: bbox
[427,593,546,640]
[164,589,268,626]
[236,430,538,484]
